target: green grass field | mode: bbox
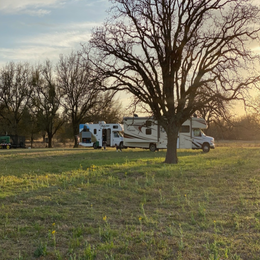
[1,145,260,260]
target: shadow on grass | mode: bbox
[0,147,205,177]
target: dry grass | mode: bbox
[1,143,260,259]
[215,139,260,147]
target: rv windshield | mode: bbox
[193,129,205,137]
[113,131,123,138]
[200,130,205,136]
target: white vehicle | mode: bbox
[123,116,215,152]
[79,121,124,149]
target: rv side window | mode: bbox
[94,129,97,135]
[146,129,152,135]
[146,121,152,127]
[180,126,190,133]
[113,125,118,129]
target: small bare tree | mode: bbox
[56,52,106,148]
[32,61,64,148]
[0,62,33,135]
[196,98,232,132]
[90,0,260,163]
[85,92,124,123]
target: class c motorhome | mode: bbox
[123,116,215,152]
[78,121,124,149]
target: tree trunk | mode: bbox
[165,129,179,164]
[30,136,34,148]
[74,135,79,148]
[73,124,79,148]
[47,133,52,148]
[42,134,45,143]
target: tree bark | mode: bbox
[74,135,79,148]
[72,122,79,148]
[30,136,34,148]
[165,128,179,164]
[47,133,52,148]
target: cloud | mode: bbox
[0,21,98,65]
[85,0,109,7]
[0,0,63,14]
[24,31,90,48]
[0,45,77,67]
[21,22,99,47]
[0,1,110,64]
[23,9,51,17]
[0,46,58,63]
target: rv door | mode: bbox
[106,129,111,146]
[179,125,192,149]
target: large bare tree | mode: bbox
[90,0,260,163]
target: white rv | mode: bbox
[79,121,124,149]
[123,117,215,152]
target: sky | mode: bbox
[0,0,112,66]
[0,0,258,116]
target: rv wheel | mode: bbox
[149,144,156,152]
[202,143,210,153]
[93,142,98,149]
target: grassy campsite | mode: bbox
[1,143,260,259]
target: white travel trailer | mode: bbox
[79,121,124,149]
[123,116,215,152]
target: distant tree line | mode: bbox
[204,113,260,141]
[0,52,124,148]
[0,53,259,148]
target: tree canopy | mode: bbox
[90,0,260,163]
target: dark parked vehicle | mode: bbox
[0,135,26,149]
